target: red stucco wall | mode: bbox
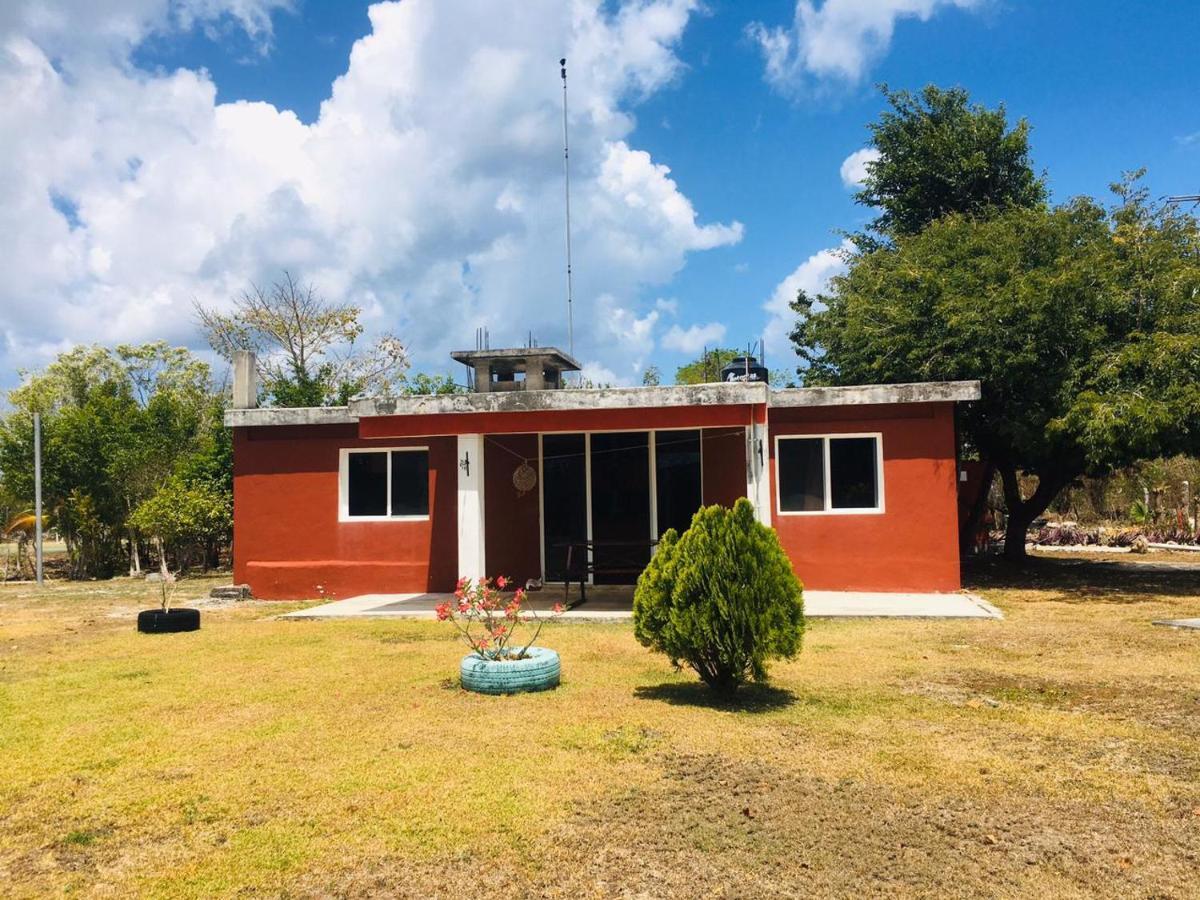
[232,425,458,600]
[231,399,963,599]
[767,402,962,592]
[483,433,542,585]
[701,427,748,507]
[359,404,753,438]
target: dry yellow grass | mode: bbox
[1,558,1198,898]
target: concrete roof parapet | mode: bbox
[223,380,980,427]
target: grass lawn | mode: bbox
[2,559,1199,898]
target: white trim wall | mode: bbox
[746,422,772,527]
[456,434,486,581]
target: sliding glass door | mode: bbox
[541,434,587,581]
[654,429,702,537]
[539,429,706,584]
[590,432,652,583]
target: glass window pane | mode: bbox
[829,437,878,509]
[778,438,825,512]
[390,450,429,517]
[590,432,651,582]
[347,452,388,516]
[655,430,702,536]
[542,434,587,581]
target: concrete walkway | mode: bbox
[280,590,1002,621]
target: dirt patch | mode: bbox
[916,670,1200,738]
[290,752,1200,899]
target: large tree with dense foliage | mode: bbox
[196,271,409,407]
[853,85,1047,247]
[792,179,1200,559]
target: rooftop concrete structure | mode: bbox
[232,350,258,410]
[225,379,981,427]
[451,346,581,393]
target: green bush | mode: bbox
[633,498,804,694]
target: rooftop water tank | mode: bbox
[720,355,769,383]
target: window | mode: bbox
[776,434,882,514]
[341,448,429,520]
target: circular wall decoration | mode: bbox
[512,461,537,496]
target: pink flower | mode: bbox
[552,602,564,615]
[435,602,451,621]
[496,575,508,589]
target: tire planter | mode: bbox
[460,646,560,695]
[137,608,201,634]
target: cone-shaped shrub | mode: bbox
[633,498,804,694]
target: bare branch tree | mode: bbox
[195,272,408,406]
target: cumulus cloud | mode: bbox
[748,0,983,94]
[661,321,726,354]
[761,241,852,378]
[839,146,880,189]
[0,0,742,388]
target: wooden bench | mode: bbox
[556,539,658,605]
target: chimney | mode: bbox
[232,350,258,409]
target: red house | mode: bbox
[225,347,980,600]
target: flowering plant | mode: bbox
[436,576,563,660]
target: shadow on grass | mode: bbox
[634,680,796,713]
[964,554,1200,602]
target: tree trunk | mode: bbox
[129,528,141,576]
[958,459,996,554]
[998,464,1073,561]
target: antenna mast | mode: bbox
[560,57,575,357]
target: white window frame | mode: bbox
[338,446,431,522]
[774,433,885,516]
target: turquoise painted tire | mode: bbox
[460,647,561,695]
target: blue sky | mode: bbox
[3,0,1198,390]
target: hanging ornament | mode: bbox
[512,461,537,497]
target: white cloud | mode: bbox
[839,146,879,188]
[0,0,741,387]
[748,0,983,94]
[761,240,851,377]
[661,321,726,354]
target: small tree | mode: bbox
[130,477,232,572]
[633,499,804,694]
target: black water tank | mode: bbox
[721,356,768,383]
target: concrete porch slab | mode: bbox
[279,590,1002,621]
[1153,618,1200,630]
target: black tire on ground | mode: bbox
[137,608,201,634]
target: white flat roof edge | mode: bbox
[769,380,981,407]
[224,380,980,427]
